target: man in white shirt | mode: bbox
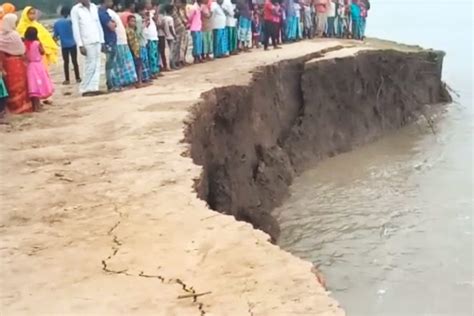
[211,0,229,58]
[71,0,105,96]
[221,0,237,54]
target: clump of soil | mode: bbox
[185,49,451,242]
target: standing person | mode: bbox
[17,7,59,67]
[211,0,229,58]
[144,1,161,77]
[284,0,297,41]
[201,0,213,60]
[236,0,252,51]
[125,14,147,87]
[294,0,302,40]
[135,3,152,82]
[188,0,203,63]
[222,0,238,54]
[178,2,190,65]
[156,8,169,70]
[71,0,105,97]
[23,27,54,111]
[335,0,346,38]
[263,0,281,50]
[0,13,32,114]
[163,5,178,69]
[171,0,187,67]
[53,6,81,85]
[251,9,261,48]
[359,0,370,39]
[314,0,328,37]
[107,9,138,88]
[302,0,313,38]
[350,0,361,39]
[108,6,138,87]
[326,0,336,37]
[99,0,121,92]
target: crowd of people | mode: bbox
[0,0,370,119]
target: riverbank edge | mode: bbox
[184,46,451,243]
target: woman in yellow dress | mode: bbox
[17,6,59,66]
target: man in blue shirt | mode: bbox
[98,0,120,92]
[54,6,81,85]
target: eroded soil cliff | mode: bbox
[186,47,451,241]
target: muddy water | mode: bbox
[276,1,473,315]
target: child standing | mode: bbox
[251,10,261,48]
[24,27,54,111]
[126,15,146,87]
[53,6,81,85]
[163,5,178,69]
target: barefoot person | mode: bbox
[0,13,32,114]
[71,0,105,96]
[24,27,54,111]
[54,6,81,85]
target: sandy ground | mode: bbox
[0,40,353,315]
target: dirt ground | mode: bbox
[0,40,349,315]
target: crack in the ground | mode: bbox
[100,206,207,315]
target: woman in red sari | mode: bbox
[0,13,33,114]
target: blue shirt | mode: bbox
[98,7,117,46]
[350,3,361,19]
[53,18,76,48]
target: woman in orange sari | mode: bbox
[0,13,33,114]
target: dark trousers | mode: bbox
[158,36,167,69]
[263,20,278,49]
[61,46,80,82]
[105,44,117,90]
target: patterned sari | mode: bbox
[3,55,33,114]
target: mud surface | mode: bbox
[186,48,450,241]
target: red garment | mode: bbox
[3,55,33,114]
[315,0,328,13]
[264,0,274,21]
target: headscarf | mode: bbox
[120,11,133,27]
[0,14,25,56]
[0,3,15,19]
[16,6,59,65]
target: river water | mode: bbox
[276,1,473,315]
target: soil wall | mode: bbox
[185,48,451,242]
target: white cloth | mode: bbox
[80,43,102,93]
[294,3,301,19]
[221,0,237,27]
[71,3,104,47]
[163,15,175,40]
[108,9,127,45]
[145,17,159,41]
[327,0,336,17]
[210,2,226,30]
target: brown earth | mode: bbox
[185,46,450,242]
[1,40,348,316]
[0,38,449,315]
